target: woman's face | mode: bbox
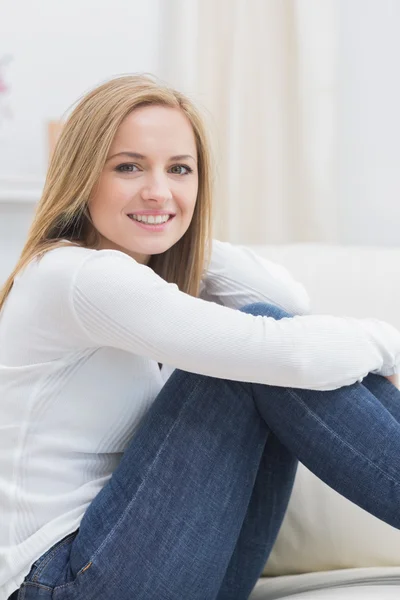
[89,105,199,264]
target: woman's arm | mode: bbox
[66,249,400,391]
[200,240,311,316]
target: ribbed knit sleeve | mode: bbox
[200,240,311,315]
[70,248,400,391]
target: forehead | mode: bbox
[110,105,197,157]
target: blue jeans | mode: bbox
[11,302,400,600]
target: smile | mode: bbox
[127,214,175,231]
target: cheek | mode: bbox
[90,178,130,218]
[89,195,110,225]
[180,183,198,216]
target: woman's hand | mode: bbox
[384,374,399,387]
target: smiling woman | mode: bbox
[3,75,400,600]
[0,74,214,307]
[89,105,199,265]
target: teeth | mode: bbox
[129,214,171,224]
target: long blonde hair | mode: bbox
[0,74,214,313]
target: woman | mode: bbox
[1,74,400,600]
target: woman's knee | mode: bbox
[239,302,293,321]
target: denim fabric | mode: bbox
[11,302,400,600]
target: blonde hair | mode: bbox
[0,74,214,313]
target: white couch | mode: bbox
[246,244,400,599]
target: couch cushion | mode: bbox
[250,567,400,599]
[249,243,400,329]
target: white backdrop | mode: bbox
[1,0,400,286]
[337,0,400,246]
[159,0,338,245]
[0,0,160,183]
[0,0,161,282]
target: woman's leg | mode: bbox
[215,432,297,600]
[217,305,400,600]
[214,304,298,600]
[241,304,400,533]
[362,372,400,421]
[18,302,400,600]
[20,305,295,600]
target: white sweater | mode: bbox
[1,240,400,597]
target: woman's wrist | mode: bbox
[384,374,399,387]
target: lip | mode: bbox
[127,211,176,216]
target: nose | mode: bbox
[140,173,173,204]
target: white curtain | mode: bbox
[159,0,338,244]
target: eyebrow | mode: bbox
[107,151,196,162]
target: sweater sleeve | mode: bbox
[71,249,400,391]
[200,239,311,315]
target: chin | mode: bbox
[126,240,175,258]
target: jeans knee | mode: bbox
[239,302,293,321]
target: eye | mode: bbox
[169,164,193,176]
[115,163,139,173]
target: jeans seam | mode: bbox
[21,581,54,593]
[87,378,203,565]
[31,532,78,582]
[286,388,400,487]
